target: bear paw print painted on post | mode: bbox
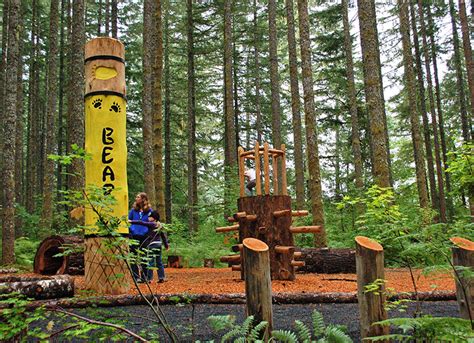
[109,102,121,113]
[92,98,103,109]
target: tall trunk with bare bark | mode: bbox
[164,0,172,223]
[42,0,60,228]
[111,0,117,39]
[398,0,429,210]
[142,0,156,205]
[342,0,364,192]
[459,0,474,121]
[153,0,166,222]
[187,0,198,232]
[253,0,262,143]
[269,0,282,151]
[297,0,326,247]
[285,0,305,209]
[357,0,391,188]
[417,0,447,223]
[2,0,21,265]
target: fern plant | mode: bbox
[207,315,268,342]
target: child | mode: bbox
[144,211,169,283]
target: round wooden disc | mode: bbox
[243,238,269,252]
[85,37,125,60]
[450,237,474,251]
[355,236,383,251]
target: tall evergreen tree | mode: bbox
[164,0,172,223]
[187,0,198,232]
[297,0,326,247]
[153,0,166,222]
[357,0,391,188]
[2,0,21,264]
[458,0,474,122]
[342,0,363,193]
[111,0,118,38]
[253,0,262,142]
[285,0,305,209]
[398,0,429,209]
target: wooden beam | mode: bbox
[273,209,291,218]
[274,246,295,254]
[231,265,241,271]
[245,214,257,222]
[289,226,321,234]
[268,148,283,156]
[227,216,236,223]
[215,225,240,233]
[220,254,241,263]
[255,142,261,195]
[234,211,247,219]
[293,251,302,259]
[263,142,270,195]
[272,154,279,195]
[290,260,305,267]
[281,144,287,195]
[291,210,308,217]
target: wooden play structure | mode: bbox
[216,142,321,281]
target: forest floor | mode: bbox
[73,267,455,296]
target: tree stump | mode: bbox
[450,237,474,322]
[243,238,273,339]
[167,255,183,268]
[33,235,84,275]
[203,258,214,268]
[355,236,389,340]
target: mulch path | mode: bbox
[73,267,455,296]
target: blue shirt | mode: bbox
[128,208,152,236]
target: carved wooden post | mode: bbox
[84,37,130,294]
[355,236,388,340]
[450,237,474,323]
[243,238,273,339]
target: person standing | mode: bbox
[128,192,152,282]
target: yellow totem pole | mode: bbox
[83,38,130,294]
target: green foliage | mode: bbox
[0,238,39,269]
[207,315,267,342]
[0,293,48,341]
[447,142,474,197]
[371,316,474,341]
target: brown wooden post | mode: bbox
[84,37,130,295]
[263,142,270,195]
[272,154,279,195]
[281,144,287,195]
[238,146,245,198]
[355,236,389,340]
[255,142,262,196]
[450,237,474,323]
[243,238,273,338]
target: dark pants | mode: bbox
[147,242,165,281]
[130,236,149,281]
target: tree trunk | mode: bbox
[233,39,240,151]
[142,0,156,205]
[42,0,60,229]
[285,0,305,209]
[398,0,429,209]
[450,237,474,323]
[187,0,197,232]
[97,0,102,36]
[111,0,117,39]
[0,0,8,201]
[459,0,474,122]
[342,0,364,193]
[268,0,282,153]
[427,5,454,220]
[2,0,21,265]
[253,0,262,143]
[67,0,85,200]
[153,0,166,222]
[298,248,356,274]
[418,0,447,223]
[0,275,74,300]
[15,15,24,237]
[357,0,391,188]
[449,0,471,143]
[164,0,172,224]
[104,0,109,36]
[297,0,326,247]
[34,235,84,275]
[410,1,438,213]
[224,0,237,217]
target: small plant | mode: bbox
[207,315,268,342]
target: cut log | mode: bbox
[227,216,237,223]
[220,254,241,263]
[34,235,84,275]
[167,255,183,268]
[215,224,239,233]
[290,226,321,234]
[273,209,291,218]
[355,236,388,340]
[231,265,241,271]
[450,237,474,322]
[291,210,308,217]
[243,238,273,338]
[280,144,287,195]
[297,248,356,274]
[245,214,257,222]
[291,260,305,267]
[293,252,302,259]
[274,246,295,254]
[231,244,243,253]
[234,212,247,219]
[0,275,74,300]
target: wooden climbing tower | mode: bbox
[216,142,321,281]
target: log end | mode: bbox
[34,236,67,275]
[355,236,383,252]
[243,238,268,252]
[450,237,474,251]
